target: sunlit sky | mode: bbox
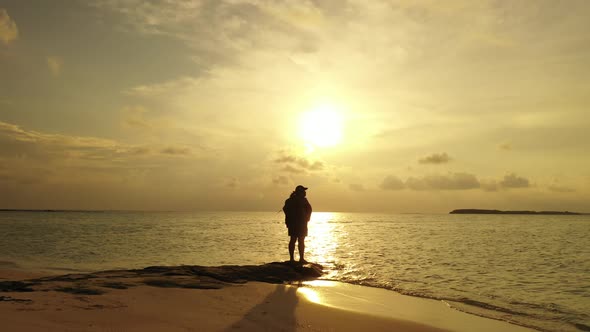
[1,1,589,212]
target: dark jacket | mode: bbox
[283,192,312,227]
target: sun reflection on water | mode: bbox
[307,212,341,270]
[298,211,342,306]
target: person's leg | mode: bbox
[289,236,297,262]
[298,236,306,262]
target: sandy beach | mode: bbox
[0,263,534,332]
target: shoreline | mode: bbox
[0,265,535,332]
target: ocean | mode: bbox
[0,211,588,332]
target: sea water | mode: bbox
[0,211,588,332]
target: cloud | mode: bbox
[274,155,297,163]
[91,0,205,35]
[274,153,324,173]
[272,175,289,186]
[160,146,191,156]
[498,142,512,151]
[380,172,482,191]
[47,56,63,76]
[406,172,480,190]
[128,147,151,156]
[0,121,151,186]
[224,176,239,189]
[418,152,451,164]
[281,165,304,174]
[480,174,535,191]
[380,175,405,190]
[349,183,365,191]
[124,77,201,97]
[120,105,177,138]
[480,180,499,192]
[0,121,121,154]
[0,9,18,45]
[91,0,324,71]
[0,120,218,209]
[303,160,324,171]
[0,120,197,163]
[547,185,575,193]
[121,106,153,129]
[500,173,530,189]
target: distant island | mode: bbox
[450,209,582,215]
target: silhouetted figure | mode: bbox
[283,185,312,263]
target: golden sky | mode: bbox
[1,1,589,212]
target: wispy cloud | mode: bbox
[0,121,199,163]
[0,9,18,45]
[272,175,289,186]
[274,152,324,174]
[160,146,191,156]
[500,173,530,189]
[380,175,405,191]
[469,173,534,192]
[0,122,137,162]
[547,185,575,193]
[378,172,540,192]
[119,105,182,140]
[480,179,499,192]
[120,105,168,131]
[0,121,140,186]
[122,105,152,129]
[281,165,304,174]
[350,183,365,192]
[91,0,325,72]
[419,152,452,164]
[124,77,200,97]
[406,172,480,191]
[545,178,575,193]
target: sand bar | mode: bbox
[0,263,534,331]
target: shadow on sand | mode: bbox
[225,284,299,332]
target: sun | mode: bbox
[299,102,344,148]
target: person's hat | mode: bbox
[295,185,308,191]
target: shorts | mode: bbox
[287,222,308,237]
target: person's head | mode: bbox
[295,185,308,196]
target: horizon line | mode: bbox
[0,208,587,215]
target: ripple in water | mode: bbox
[1,211,588,331]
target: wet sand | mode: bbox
[0,263,534,331]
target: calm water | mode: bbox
[0,211,588,331]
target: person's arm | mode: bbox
[304,199,312,222]
[283,199,291,226]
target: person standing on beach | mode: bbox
[283,185,313,263]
